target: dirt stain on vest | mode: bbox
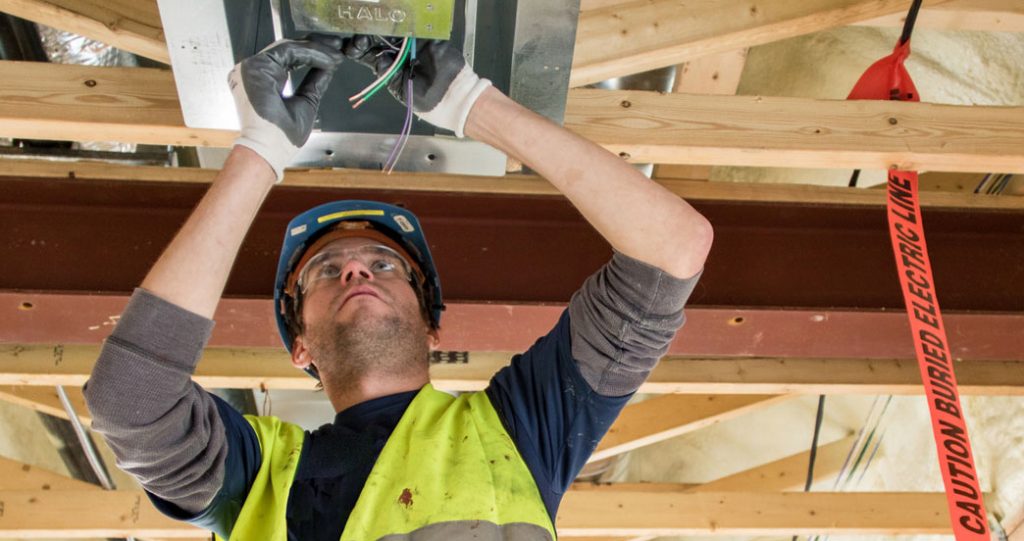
[398,488,414,508]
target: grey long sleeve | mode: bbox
[568,251,700,396]
[83,288,227,514]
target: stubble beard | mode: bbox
[305,307,429,394]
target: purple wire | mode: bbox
[384,77,415,173]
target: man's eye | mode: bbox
[316,263,342,279]
[371,259,397,273]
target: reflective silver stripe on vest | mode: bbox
[377,520,553,540]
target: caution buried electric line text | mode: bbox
[887,171,988,538]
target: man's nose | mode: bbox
[338,259,374,286]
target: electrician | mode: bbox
[84,35,713,540]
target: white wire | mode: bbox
[57,385,138,541]
[349,37,409,102]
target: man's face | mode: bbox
[291,236,436,379]
[298,236,422,329]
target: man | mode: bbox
[84,34,713,540]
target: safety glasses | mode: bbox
[297,244,413,295]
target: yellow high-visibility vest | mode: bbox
[226,384,556,540]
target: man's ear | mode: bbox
[290,336,314,370]
[427,328,441,351]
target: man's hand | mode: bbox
[343,37,491,137]
[229,35,345,181]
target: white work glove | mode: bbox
[343,36,492,138]
[228,35,345,181]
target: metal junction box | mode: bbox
[290,0,456,40]
[157,0,580,176]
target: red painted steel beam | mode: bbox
[2,176,1023,313]
[3,292,1022,361]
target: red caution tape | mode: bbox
[887,170,989,540]
[849,40,989,540]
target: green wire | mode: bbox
[359,40,411,105]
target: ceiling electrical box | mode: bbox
[289,0,457,40]
[157,0,580,176]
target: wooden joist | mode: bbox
[0,457,209,541]
[2,344,1023,395]
[0,456,96,491]
[652,48,748,180]
[854,0,1024,33]
[0,0,168,63]
[565,88,1024,174]
[571,0,951,86]
[695,435,858,492]
[557,490,953,536]
[0,488,955,537]
[0,385,90,425]
[2,61,1024,174]
[588,394,790,463]
[0,61,226,147]
[4,158,1024,211]
[0,457,951,537]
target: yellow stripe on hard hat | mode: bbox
[317,210,385,223]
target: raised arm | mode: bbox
[143,147,276,316]
[343,37,711,278]
[145,37,345,316]
[465,89,712,279]
[84,37,344,517]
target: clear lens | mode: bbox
[298,244,412,294]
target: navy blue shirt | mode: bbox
[166,310,631,539]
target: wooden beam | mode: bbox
[4,62,1024,174]
[0,456,96,491]
[653,48,748,180]
[0,458,208,541]
[0,490,204,538]
[0,385,90,425]
[4,158,1024,211]
[0,61,228,148]
[3,344,1023,395]
[566,88,1024,174]
[556,491,952,536]
[0,0,169,63]
[695,435,858,492]
[581,0,1022,34]
[588,394,790,463]
[571,0,950,87]
[0,489,954,537]
[855,0,1024,33]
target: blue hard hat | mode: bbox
[273,201,444,356]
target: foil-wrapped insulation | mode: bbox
[36,24,137,67]
[36,23,139,154]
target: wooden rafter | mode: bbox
[695,435,859,492]
[0,488,956,537]
[588,394,790,463]
[0,457,209,541]
[571,0,952,87]
[2,62,1024,174]
[0,385,91,425]
[854,0,1024,33]
[2,344,1023,395]
[565,88,1024,173]
[0,0,168,63]
[4,159,1023,211]
[0,456,96,491]
[653,48,748,180]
